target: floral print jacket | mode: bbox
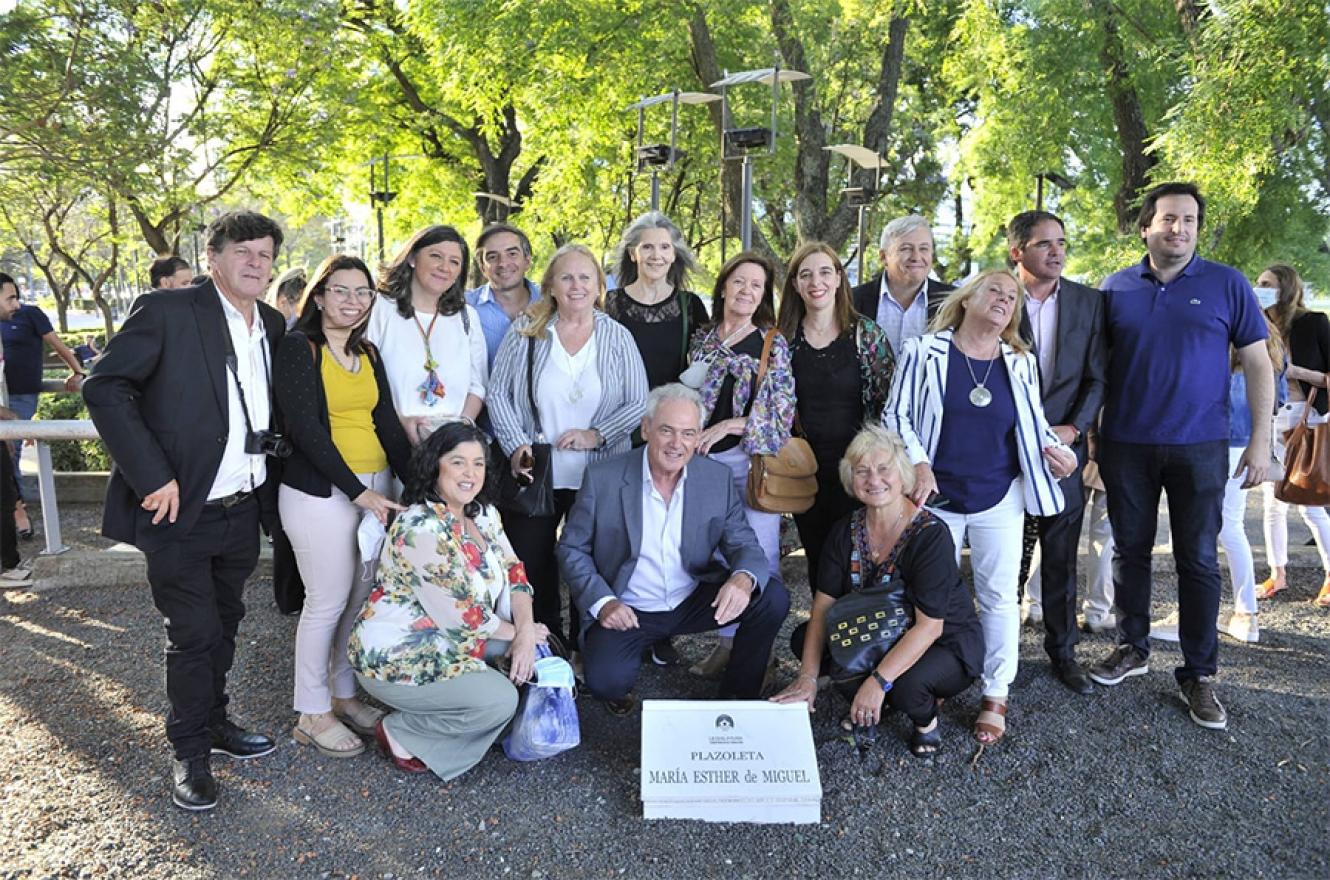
[689,326,796,455]
[347,502,531,685]
[854,316,896,421]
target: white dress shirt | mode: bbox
[876,277,930,355]
[208,291,270,499]
[1024,283,1060,385]
[588,455,694,619]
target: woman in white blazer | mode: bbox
[884,268,1077,746]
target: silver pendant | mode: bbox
[569,386,584,403]
[969,385,992,408]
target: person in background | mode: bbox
[149,255,194,290]
[1256,263,1330,609]
[74,334,102,366]
[366,225,488,443]
[348,422,545,779]
[687,252,795,679]
[776,242,893,602]
[0,272,86,539]
[465,223,541,369]
[0,279,31,587]
[273,254,411,759]
[850,214,955,356]
[267,267,306,330]
[885,269,1075,744]
[489,244,649,649]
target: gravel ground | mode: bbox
[2,498,1328,880]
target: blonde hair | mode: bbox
[521,243,606,337]
[929,268,1030,354]
[839,424,916,497]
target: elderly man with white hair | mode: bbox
[851,214,955,356]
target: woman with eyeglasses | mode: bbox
[366,225,489,442]
[274,254,411,759]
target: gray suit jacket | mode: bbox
[1018,277,1108,453]
[557,448,769,625]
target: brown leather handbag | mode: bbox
[1276,388,1330,505]
[745,329,818,514]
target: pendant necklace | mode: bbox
[962,339,997,408]
[413,309,446,406]
[557,325,591,403]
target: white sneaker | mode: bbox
[1150,610,1180,642]
[1221,612,1260,644]
[1021,604,1043,627]
[1080,615,1116,634]
[0,566,33,588]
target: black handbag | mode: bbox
[825,510,913,684]
[498,336,556,517]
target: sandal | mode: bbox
[1315,580,1330,608]
[332,697,384,737]
[910,722,942,757]
[973,697,1008,745]
[1255,578,1286,600]
[293,713,365,759]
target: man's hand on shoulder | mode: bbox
[712,571,755,626]
[598,598,639,631]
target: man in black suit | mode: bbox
[850,214,955,356]
[84,211,287,811]
[1010,210,1107,694]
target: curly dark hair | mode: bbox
[378,225,470,320]
[402,421,495,516]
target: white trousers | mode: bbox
[1219,447,1259,615]
[1022,489,1116,625]
[710,445,783,639]
[1262,401,1330,575]
[929,479,1024,699]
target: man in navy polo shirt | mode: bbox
[1087,182,1272,732]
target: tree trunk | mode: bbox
[1092,1,1157,233]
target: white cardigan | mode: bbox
[884,329,1067,516]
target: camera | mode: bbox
[245,430,292,459]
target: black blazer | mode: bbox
[851,274,955,341]
[1287,310,1330,415]
[1017,278,1108,453]
[84,281,286,551]
[272,331,411,499]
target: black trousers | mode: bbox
[144,497,260,759]
[583,577,791,700]
[790,622,974,727]
[792,462,859,597]
[501,489,579,647]
[1034,470,1087,664]
[0,441,18,570]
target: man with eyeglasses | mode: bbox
[1006,210,1108,696]
[465,223,541,368]
[850,214,954,357]
[85,211,288,811]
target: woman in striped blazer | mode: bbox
[884,268,1076,746]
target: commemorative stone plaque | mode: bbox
[640,700,821,824]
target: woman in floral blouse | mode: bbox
[348,422,546,779]
[776,242,894,599]
[687,251,796,677]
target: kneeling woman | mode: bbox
[348,423,545,778]
[771,425,983,756]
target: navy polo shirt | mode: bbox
[1,304,54,395]
[1101,255,1266,445]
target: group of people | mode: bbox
[76,178,1320,813]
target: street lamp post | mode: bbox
[1035,170,1076,210]
[824,144,885,282]
[626,90,720,213]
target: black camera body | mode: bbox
[245,430,292,459]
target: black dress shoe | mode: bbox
[603,694,637,717]
[646,639,682,667]
[210,719,276,759]
[1054,660,1095,696]
[171,756,217,811]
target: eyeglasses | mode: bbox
[325,285,375,302]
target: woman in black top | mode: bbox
[776,242,895,598]
[274,254,412,758]
[771,425,982,757]
[1258,262,1330,607]
[604,211,710,392]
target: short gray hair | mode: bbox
[644,383,704,425]
[839,424,916,497]
[879,214,933,253]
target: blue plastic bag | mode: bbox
[502,645,580,761]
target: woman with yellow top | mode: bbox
[274,254,412,758]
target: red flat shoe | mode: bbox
[374,719,427,774]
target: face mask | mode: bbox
[1253,286,1278,309]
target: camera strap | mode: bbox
[220,314,273,441]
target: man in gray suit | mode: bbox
[1010,210,1108,694]
[557,384,788,713]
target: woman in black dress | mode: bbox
[776,242,894,597]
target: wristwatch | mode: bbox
[871,670,893,693]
